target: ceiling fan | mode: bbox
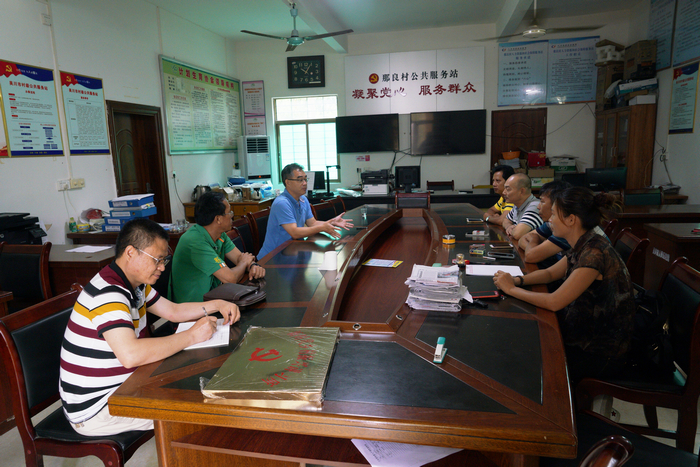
[241,2,353,52]
[476,0,601,42]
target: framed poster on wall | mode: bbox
[159,55,242,154]
[0,59,63,157]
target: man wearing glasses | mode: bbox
[170,191,265,303]
[59,218,240,436]
[257,163,353,259]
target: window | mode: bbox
[274,96,339,181]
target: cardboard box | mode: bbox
[531,177,554,189]
[528,167,555,178]
[549,158,576,167]
[624,40,656,80]
[527,151,546,167]
[108,194,154,208]
[596,62,623,111]
[630,94,657,105]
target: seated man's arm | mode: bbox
[283,217,341,239]
[483,205,498,221]
[501,210,515,231]
[522,238,563,263]
[104,296,241,368]
[508,222,533,240]
[216,248,266,281]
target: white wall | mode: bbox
[0,0,239,244]
[235,11,632,192]
[627,1,700,204]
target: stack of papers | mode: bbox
[404,264,465,312]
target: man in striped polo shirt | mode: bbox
[501,173,544,241]
[59,218,240,436]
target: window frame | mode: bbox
[273,96,340,183]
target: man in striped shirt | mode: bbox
[501,173,544,241]
[59,218,240,436]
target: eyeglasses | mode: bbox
[222,211,234,218]
[287,177,308,183]
[137,248,172,268]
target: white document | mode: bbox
[176,319,230,350]
[464,265,523,276]
[66,245,112,253]
[351,439,461,467]
[407,264,460,285]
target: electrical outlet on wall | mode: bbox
[56,179,70,191]
[70,178,85,189]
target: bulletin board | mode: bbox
[159,55,242,154]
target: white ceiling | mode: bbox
[144,0,641,52]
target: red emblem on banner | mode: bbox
[0,61,20,78]
[61,72,78,87]
[249,347,281,362]
[673,68,683,80]
[369,73,379,84]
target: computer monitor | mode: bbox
[395,166,421,193]
[585,167,627,191]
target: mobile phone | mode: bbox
[486,251,515,259]
[471,290,500,299]
[465,217,483,224]
[489,244,513,250]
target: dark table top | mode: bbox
[110,202,575,459]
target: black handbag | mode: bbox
[203,282,266,307]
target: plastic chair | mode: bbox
[0,286,154,467]
[311,201,336,221]
[0,241,52,314]
[426,180,454,191]
[395,192,430,209]
[329,196,346,216]
[247,208,270,257]
[576,257,700,452]
[613,227,650,286]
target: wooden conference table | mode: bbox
[109,203,575,467]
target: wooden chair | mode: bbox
[329,196,346,216]
[576,257,700,452]
[231,216,255,255]
[311,201,336,222]
[395,192,430,209]
[247,208,271,257]
[0,242,52,314]
[602,218,618,239]
[577,433,634,467]
[0,286,154,466]
[613,227,650,286]
[226,227,247,254]
[426,180,454,191]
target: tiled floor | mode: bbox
[1,399,698,466]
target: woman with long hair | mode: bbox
[494,187,635,384]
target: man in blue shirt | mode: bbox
[258,164,354,258]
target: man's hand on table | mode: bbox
[330,214,354,230]
[493,270,516,294]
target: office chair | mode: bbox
[329,196,346,216]
[311,201,336,221]
[576,257,700,452]
[247,208,270,256]
[0,286,154,467]
[540,411,698,466]
[395,192,430,209]
[0,242,52,314]
[426,180,454,191]
[231,216,255,255]
[602,218,619,239]
[613,228,650,286]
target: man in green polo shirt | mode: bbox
[169,191,265,303]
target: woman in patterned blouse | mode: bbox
[494,187,635,384]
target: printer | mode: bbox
[0,213,47,244]
[361,170,390,195]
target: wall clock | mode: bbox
[287,55,325,88]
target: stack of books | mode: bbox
[103,194,157,232]
[405,264,464,312]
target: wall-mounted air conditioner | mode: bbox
[238,135,271,180]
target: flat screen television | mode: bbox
[395,166,421,192]
[335,113,400,153]
[307,171,326,191]
[410,109,486,155]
